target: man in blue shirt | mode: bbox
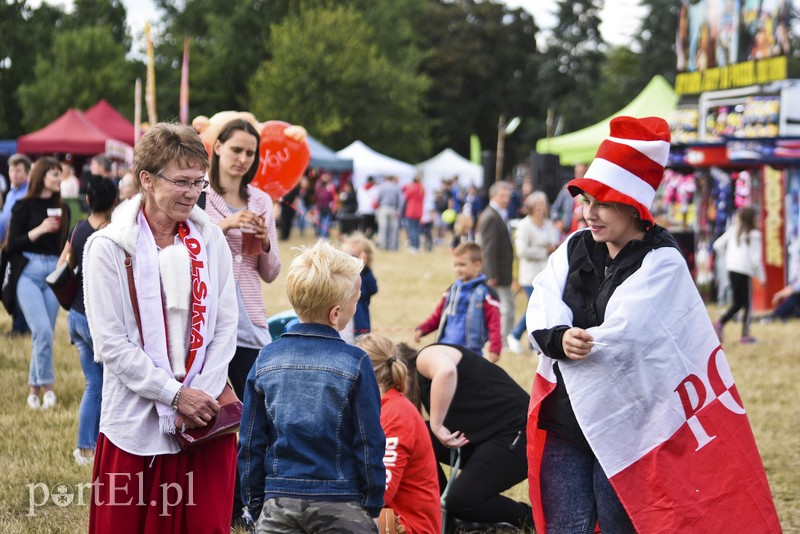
[0,154,31,239]
[1,153,32,336]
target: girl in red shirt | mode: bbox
[356,334,441,534]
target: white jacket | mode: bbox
[514,216,560,286]
[83,195,238,455]
[713,226,765,283]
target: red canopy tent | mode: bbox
[17,108,121,155]
[84,99,135,146]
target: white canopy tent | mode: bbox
[336,140,417,189]
[415,148,484,192]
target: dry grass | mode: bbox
[1,230,797,532]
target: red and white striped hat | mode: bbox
[567,115,670,226]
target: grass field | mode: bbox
[0,231,797,532]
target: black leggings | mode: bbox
[228,346,260,521]
[720,271,752,337]
[430,426,531,528]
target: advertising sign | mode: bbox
[676,0,791,94]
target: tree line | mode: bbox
[1,0,679,172]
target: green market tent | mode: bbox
[535,75,678,166]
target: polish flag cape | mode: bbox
[525,232,780,533]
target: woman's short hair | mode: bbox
[133,123,209,193]
[525,190,549,213]
[25,156,62,200]
[355,334,407,393]
[209,119,261,201]
[287,240,363,323]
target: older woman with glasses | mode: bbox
[83,123,238,532]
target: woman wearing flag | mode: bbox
[83,123,239,532]
[525,116,779,533]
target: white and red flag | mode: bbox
[526,233,781,533]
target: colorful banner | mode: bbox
[728,138,800,161]
[145,22,157,126]
[179,36,190,125]
[676,0,791,94]
[134,78,142,145]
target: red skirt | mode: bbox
[89,433,237,534]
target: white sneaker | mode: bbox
[73,449,93,466]
[42,391,57,410]
[506,334,523,354]
[27,394,41,410]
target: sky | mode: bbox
[34,0,648,50]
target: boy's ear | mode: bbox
[327,304,341,327]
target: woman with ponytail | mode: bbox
[355,334,441,534]
[713,205,765,344]
[58,175,118,465]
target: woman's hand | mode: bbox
[219,209,265,236]
[284,125,307,143]
[29,217,60,241]
[772,285,793,305]
[176,387,220,427]
[175,413,200,431]
[432,424,469,449]
[562,327,594,360]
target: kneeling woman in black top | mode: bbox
[399,343,532,529]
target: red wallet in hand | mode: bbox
[175,384,243,451]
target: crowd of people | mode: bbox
[0,114,787,533]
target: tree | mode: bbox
[18,26,137,131]
[66,0,130,49]
[160,0,276,119]
[248,5,430,162]
[415,0,544,169]
[593,45,640,119]
[539,0,607,134]
[635,0,680,87]
[0,1,65,138]
[153,0,428,127]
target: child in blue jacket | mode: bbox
[238,240,385,532]
[414,242,502,362]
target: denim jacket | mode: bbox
[238,322,386,518]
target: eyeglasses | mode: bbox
[155,172,209,192]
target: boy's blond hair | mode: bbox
[342,232,375,267]
[287,240,363,323]
[452,242,482,264]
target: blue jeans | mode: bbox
[511,286,533,340]
[773,292,800,319]
[68,309,103,449]
[316,211,333,238]
[406,218,421,249]
[17,253,60,387]
[540,435,635,534]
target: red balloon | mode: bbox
[250,120,310,200]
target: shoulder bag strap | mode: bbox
[124,252,143,342]
[66,223,78,270]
